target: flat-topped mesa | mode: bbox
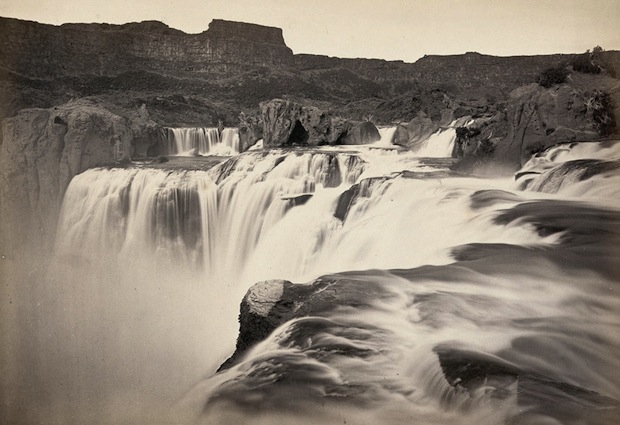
[0,17,294,78]
[205,19,286,46]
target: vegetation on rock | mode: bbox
[537,65,570,88]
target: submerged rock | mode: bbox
[435,345,620,423]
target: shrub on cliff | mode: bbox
[588,90,616,136]
[537,65,570,88]
[571,52,601,74]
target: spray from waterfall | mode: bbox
[11,127,620,425]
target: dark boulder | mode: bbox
[336,120,381,145]
[259,99,380,147]
[392,113,439,147]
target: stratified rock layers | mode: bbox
[0,18,293,79]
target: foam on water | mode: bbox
[10,133,620,424]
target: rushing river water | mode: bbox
[4,127,620,424]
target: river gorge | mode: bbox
[1,16,619,425]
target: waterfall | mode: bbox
[412,125,456,157]
[373,126,397,147]
[55,151,366,285]
[18,135,620,425]
[165,127,240,156]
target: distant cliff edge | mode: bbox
[1,16,619,253]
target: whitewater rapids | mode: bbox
[4,128,620,425]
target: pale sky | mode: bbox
[1,0,619,62]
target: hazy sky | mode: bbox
[1,0,619,62]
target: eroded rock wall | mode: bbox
[454,82,616,171]
[0,101,155,252]
[260,99,380,147]
[0,17,294,79]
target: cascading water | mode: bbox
[411,124,458,157]
[373,126,398,147]
[166,127,240,156]
[17,133,620,424]
[516,140,620,202]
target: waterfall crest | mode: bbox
[165,127,240,156]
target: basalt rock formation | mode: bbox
[219,276,387,371]
[453,76,619,172]
[0,99,157,252]
[3,16,619,130]
[260,99,380,147]
[0,17,293,79]
[1,16,619,201]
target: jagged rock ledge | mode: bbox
[241,99,381,148]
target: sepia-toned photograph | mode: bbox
[1,1,619,424]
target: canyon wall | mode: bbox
[1,16,618,180]
[0,100,157,252]
[0,17,293,79]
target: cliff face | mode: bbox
[2,16,619,132]
[0,17,293,79]
[294,52,570,95]
[453,76,618,172]
[0,100,157,252]
[260,99,380,147]
[1,16,619,171]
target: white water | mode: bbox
[521,139,620,171]
[517,140,620,203]
[412,125,457,157]
[373,126,398,147]
[242,175,546,284]
[166,127,240,156]
[9,135,620,424]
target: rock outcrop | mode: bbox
[392,113,440,147]
[0,17,293,79]
[0,100,157,252]
[260,99,380,147]
[219,276,387,371]
[453,80,618,172]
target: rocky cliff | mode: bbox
[453,73,619,172]
[0,100,157,252]
[259,99,380,147]
[0,17,293,80]
[3,16,619,128]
